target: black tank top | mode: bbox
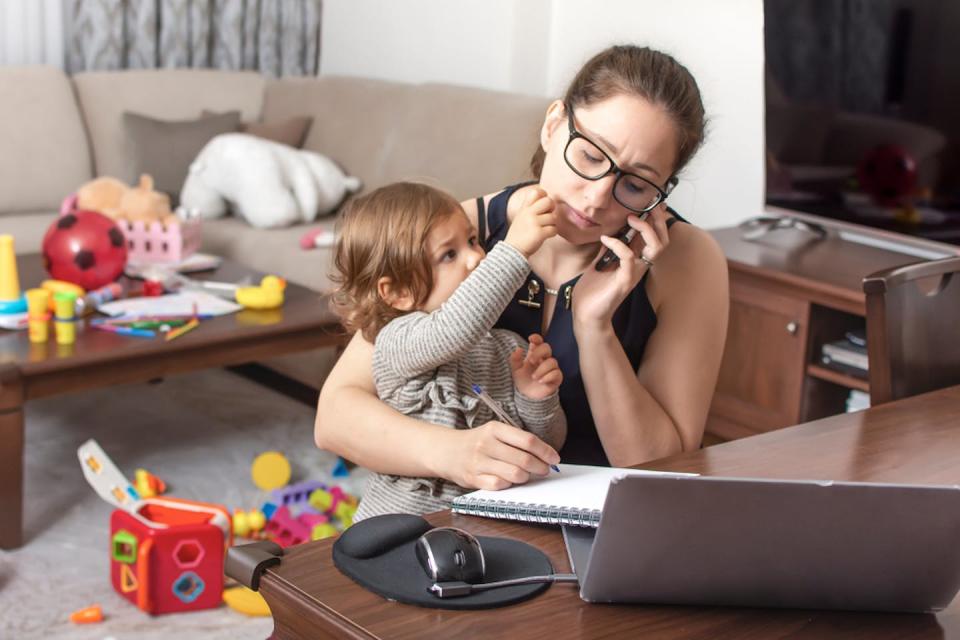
[477,183,685,466]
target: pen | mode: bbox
[92,324,156,338]
[471,384,560,473]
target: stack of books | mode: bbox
[820,329,868,377]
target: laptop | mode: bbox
[562,474,960,612]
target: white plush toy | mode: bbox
[180,133,361,228]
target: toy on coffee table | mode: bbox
[78,439,232,615]
[0,234,28,319]
[66,174,201,265]
[42,209,128,290]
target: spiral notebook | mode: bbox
[451,463,696,528]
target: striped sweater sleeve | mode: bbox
[375,242,530,379]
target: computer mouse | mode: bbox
[415,526,486,583]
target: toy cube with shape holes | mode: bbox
[109,497,230,615]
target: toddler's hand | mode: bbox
[504,187,557,257]
[510,333,562,400]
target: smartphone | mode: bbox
[595,211,651,271]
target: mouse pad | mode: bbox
[332,513,555,609]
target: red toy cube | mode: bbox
[109,497,231,615]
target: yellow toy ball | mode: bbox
[233,510,251,538]
[250,451,291,491]
[247,509,267,532]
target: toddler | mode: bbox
[331,182,567,520]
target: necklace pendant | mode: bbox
[519,279,541,309]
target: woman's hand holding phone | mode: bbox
[574,204,671,331]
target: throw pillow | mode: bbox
[202,111,313,148]
[123,110,242,206]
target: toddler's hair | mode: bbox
[331,182,464,341]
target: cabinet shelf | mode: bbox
[806,364,869,392]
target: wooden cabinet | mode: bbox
[707,225,929,441]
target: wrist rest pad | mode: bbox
[333,513,554,610]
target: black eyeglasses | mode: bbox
[564,102,677,214]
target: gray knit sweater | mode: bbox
[354,242,567,521]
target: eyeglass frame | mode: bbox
[563,102,678,214]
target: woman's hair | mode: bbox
[531,44,706,179]
[331,182,463,341]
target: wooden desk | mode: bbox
[255,385,960,639]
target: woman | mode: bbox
[315,44,728,492]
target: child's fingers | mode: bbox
[530,340,552,360]
[527,334,544,346]
[509,347,525,371]
[537,369,563,387]
[532,357,560,381]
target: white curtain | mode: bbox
[0,0,65,67]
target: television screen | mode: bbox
[764,0,960,247]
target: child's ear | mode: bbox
[377,277,416,311]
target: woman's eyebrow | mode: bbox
[582,124,662,178]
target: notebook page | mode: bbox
[455,464,695,511]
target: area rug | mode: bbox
[0,368,369,639]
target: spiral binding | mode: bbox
[452,496,601,528]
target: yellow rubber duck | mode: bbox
[235,275,286,310]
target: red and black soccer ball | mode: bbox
[857,144,918,207]
[42,210,128,290]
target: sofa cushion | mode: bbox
[379,83,550,200]
[124,110,242,204]
[202,111,314,148]
[262,75,417,193]
[0,66,93,214]
[200,217,339,293]
[263,77,550,201]
[3,211,60,255]
[73,69,265,182]
[242,115,313,148]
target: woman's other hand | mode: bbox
[504,187,557,257]
[572,204,670,332]
[438,420,561,490]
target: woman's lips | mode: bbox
[564,205,599,230]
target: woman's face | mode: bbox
[537,94,679,245]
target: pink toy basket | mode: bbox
[61,193,202,265]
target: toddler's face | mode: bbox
[420,210,485,312]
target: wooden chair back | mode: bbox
[863,256,960,405]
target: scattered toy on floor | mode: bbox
[133,468,167,499]
[77,439,232,615]
[331,456,350,478]
[222,586,271,617]
[251,451,292,491]
[69,604,104,624]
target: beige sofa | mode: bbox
[1,66,550,385]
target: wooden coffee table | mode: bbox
[0,254,345,549]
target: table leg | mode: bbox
[0,366,24,549]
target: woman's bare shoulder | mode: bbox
[649,222,727,307]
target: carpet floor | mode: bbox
[0,368,370,639]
